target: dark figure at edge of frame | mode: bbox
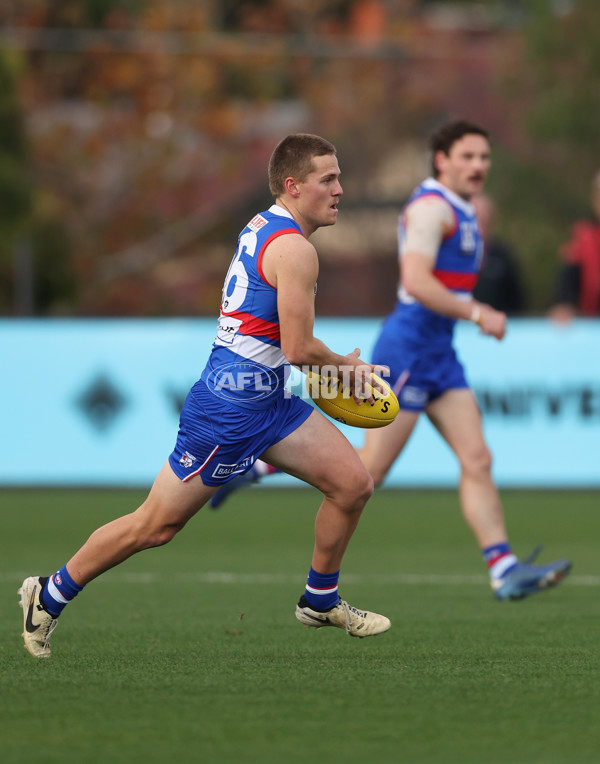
[548,169,600,323]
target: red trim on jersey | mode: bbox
[225,309,281,341]
[433,269,478,291]
[256,228,303,287]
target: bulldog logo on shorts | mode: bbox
[179,451,196,469]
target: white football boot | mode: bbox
[19,577,59,658]
[295,596,391,638]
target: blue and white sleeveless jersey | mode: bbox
[395,177,483,348]
[201,204,303,409]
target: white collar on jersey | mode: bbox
[269,203,295,220]
[421,177,475,216]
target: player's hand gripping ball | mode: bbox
[305,370,399,428]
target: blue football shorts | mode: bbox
[371,333,469,413]
[168,379,313,485]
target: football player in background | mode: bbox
[19,133,392,658]
[359,119,571,600]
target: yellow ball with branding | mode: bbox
[305,370,399,428]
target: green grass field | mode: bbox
[2,487,599,764]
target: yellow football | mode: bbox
[305,370,399,428]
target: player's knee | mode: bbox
[361,469,375,501]
[131,508,185,550]
[143,524,180,548]
[345,465,374,506]
[462,443,493,478]
[327,464,373,511]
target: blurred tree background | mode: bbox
[1,0,599,317]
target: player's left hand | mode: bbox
[478,306,507,340]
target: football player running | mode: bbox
[359,119,571,600]
[19,134,392,658]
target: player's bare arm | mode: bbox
[263,233,387,398]
[403,196,506,340]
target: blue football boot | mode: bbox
[209,465,260,510]
[493,545,572,600]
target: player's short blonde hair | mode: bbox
[268,133,337,198]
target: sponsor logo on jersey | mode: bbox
[216,315,242,345]
[212,455,255,479]
[248,214,268,232]
[179,451,197,469]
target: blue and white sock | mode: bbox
[42,565,84,616]
[483,542,518,581]
[303,567,340,611]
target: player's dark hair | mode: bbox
[268,133,337,198]
[429,120,489,178]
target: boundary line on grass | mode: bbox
[3,572,599,586]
